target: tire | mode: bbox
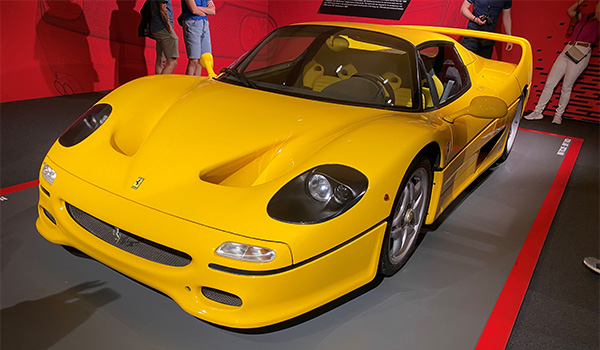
[379,155,432,277]
[497,95,524,163]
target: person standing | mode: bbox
[181,0,216,76]
[524,0,599,124]
[150,0,178,74]
[460,0,513,59]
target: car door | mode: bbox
[417,41,498,210]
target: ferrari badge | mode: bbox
[131,177,145,189]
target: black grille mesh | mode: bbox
[202,287,243,307]
[66,203,192,267]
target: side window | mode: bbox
[418,42,469,107]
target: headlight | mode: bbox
[59,103,112,147]
[216,242,276,263]
[267,164,368,224]
[41,163,56,185]
[307,173,332,202]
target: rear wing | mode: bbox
[399,25,533,92]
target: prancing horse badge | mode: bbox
[112,227,122,243]
[131,177,145,189]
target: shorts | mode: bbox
[461,36,495,59]
[153,28,179,59]
[183,19,211,60]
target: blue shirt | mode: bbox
[467,0,511,32]
[150,0,174,33]
[182,0,208,21]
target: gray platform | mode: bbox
[1,130,572,350]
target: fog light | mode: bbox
[216,242,276,262]
[334,184,353,202]
[42,163,57,185]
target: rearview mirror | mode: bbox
[444,96,508,123]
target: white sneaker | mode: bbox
[583,257,600,274]
[552,115,562,125]
[524,111,544,120]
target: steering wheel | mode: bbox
[352,73,396,106]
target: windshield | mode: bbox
[218,25,418,109]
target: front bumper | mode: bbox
[36,157,387,328]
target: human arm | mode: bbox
[159,2,174,32]
[502,8,513,51]
[460,0,486,25]
[567,0,584,18]
[184,0,216,16]
[203,1,216,15]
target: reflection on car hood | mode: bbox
[108,80,400,187]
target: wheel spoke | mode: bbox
[413,190,423,211]
[413,177,422,196]
[412,180,423,210]
[401,186,410,210]
[390,232,400,255]
[406,226,416,242]
[400,227,408,249]
[390,224,403,240]
[393,186,411,225]
[407,181,415,204]
[392,193,407,229]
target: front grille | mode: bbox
[201,287,243,307]
[66,203,192,267]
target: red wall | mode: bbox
[1,0,598,122]
[0,0,271,102]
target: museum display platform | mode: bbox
[1,125,592,349]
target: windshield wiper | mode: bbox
[220,67,256,88]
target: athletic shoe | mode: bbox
[583,257,600,274]
[552,115,562,125]
[524,111,544,120]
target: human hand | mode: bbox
[506,42,513,51]
[473,16,486,25]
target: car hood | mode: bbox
[115,81,385,188]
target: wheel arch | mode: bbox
[417,141,442,171]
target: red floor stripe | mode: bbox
[0,180,39,196]
[475,134,583,349]
[518,127,575,139]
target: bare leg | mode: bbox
[186,59,202,76]
[161,58,178,74]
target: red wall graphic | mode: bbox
[0,0,271,102]
[1,0,598,122]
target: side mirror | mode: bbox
[444,96,508,123]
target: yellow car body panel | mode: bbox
[37,158,385,328]
[36,22,532,328]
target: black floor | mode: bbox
[1,92,598,349]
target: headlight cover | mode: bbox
[59,103,112,147]
[216,242,276,263]
[41,162,57,185]
[267,164,368,224]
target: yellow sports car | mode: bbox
[37,22,532,328]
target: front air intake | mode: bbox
[66,203,192,267]
[201,287,243,307]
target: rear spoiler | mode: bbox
[399,25,533,91]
